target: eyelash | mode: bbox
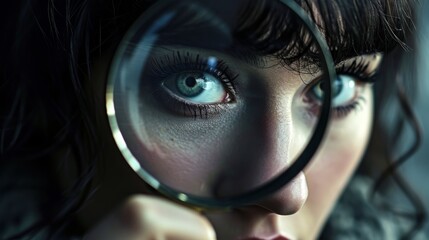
[149,51,239,118]
[150,51,378,119]
[336,57,377,83]
[321,57,377,119]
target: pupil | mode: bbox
[319,78,343,97]
[185,76,197,88]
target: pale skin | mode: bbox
[78,41,382,239]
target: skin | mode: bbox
[181,56,376,239]
[74,2,383,238]
[79,48,381,240]
[204,78,374,240]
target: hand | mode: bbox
[83,195,216,240]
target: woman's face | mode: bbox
[201,57,377,240]
[89,2,382,239]
[191,55,379,240]
[106,51,380,239]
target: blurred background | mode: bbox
[389,0,429,234]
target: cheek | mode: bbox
[124,79,285,198]
[132,115,237,196]
[127,92,260,197]
[302,87,374,235]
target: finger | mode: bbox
[84,195,216,240]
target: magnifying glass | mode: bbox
[106,0,336,209]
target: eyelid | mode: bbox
[148,50,240,118]
[149,50,239,96]
[149,49,240,81]
[295,52,383,89]
[300,54,378,101]
[335,53,383,67]
[335,53,383,81]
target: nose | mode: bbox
[256,172,308,215]
[255,98,309,215]
[213,87,309,215]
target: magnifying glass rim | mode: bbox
[106,0,335,209]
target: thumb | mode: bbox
[83,195,216,240]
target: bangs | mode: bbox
[234,0,416,64]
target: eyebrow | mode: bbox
[225,43,379,71]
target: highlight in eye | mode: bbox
[304,54,381,119]
[312,75,357,107]
[149,51,238,118]
[162,71,233,104]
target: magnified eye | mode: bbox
[162,71,232,104]
[148,51,238,118]
[311,74,357,107]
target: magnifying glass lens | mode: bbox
[107,0,335,206]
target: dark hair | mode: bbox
[0,0,423,239]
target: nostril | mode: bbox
[256,172,308,215]
[213,171,308,215]
[212,163,291,199]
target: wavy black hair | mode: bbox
[0,0,424,239]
